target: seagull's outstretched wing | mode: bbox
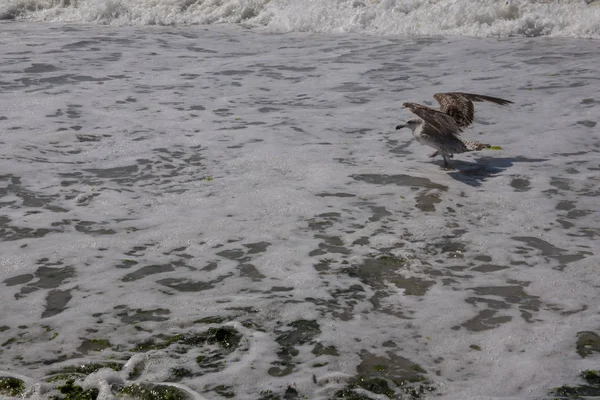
[433,92,513,128]
[403,102,462,136]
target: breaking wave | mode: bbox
[1,0,599,39]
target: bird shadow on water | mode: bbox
[442,156,548,187]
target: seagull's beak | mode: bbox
[395,124,405,130]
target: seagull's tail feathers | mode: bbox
[463,140,491,151]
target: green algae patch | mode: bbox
[269,320,321,377]
[332,350,435,399]
[489,146,503,150]
[0,376,25,397]
[551,370,600,399]
[51,379,99,400]
[356,377,395,398]
[333,377,394,399]
[342,254,435,301]
[257,389,281,400]
[78,338,112,353]
[186,327,243,374]
[51,362,123,375]
[256,387,299,400]
[390,275,435,296]
[118,383,189,399]
[131,327,242,353]
[1,337,17,347]
[240,319,265,332]
[336,375,434,399]
[410,364,426,373]
[312,343,339,357]
[46,373,86,383]
[376,255,408,265]
[552,384,600,398]
[583,370,600,385]
[276,320,321,347]
[130,339,166,352]
[332,388,374,399]
[204,327,242,349]
[89,338,111,347]
[179,327,241,349]
[195,352,230,373]
[192,316,227,324]
[166,367,193,382]
[214,385,235,398]
[576,331,600,358]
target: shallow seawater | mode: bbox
[0,23,599,400]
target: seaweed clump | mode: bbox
[131,326,242,353]
[332,350,435,399]
[51,379,99,400]
[551,370,600,399]
[269,320,321,377]
[576,331,600,358]
[118,382,189,399]
[0,376,25,397]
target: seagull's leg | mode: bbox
[428,151,439,158]
[442,153,449,168]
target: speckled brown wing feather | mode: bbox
[402,102,463,136]
[433,92,513,128]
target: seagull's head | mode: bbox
[395,118,422,132]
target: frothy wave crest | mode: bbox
[1,0,599,38]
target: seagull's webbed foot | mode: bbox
[428,151,439,158]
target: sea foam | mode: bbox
[1,11,599,400]
[1,0,599,38]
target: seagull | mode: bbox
[395,92,513,168]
